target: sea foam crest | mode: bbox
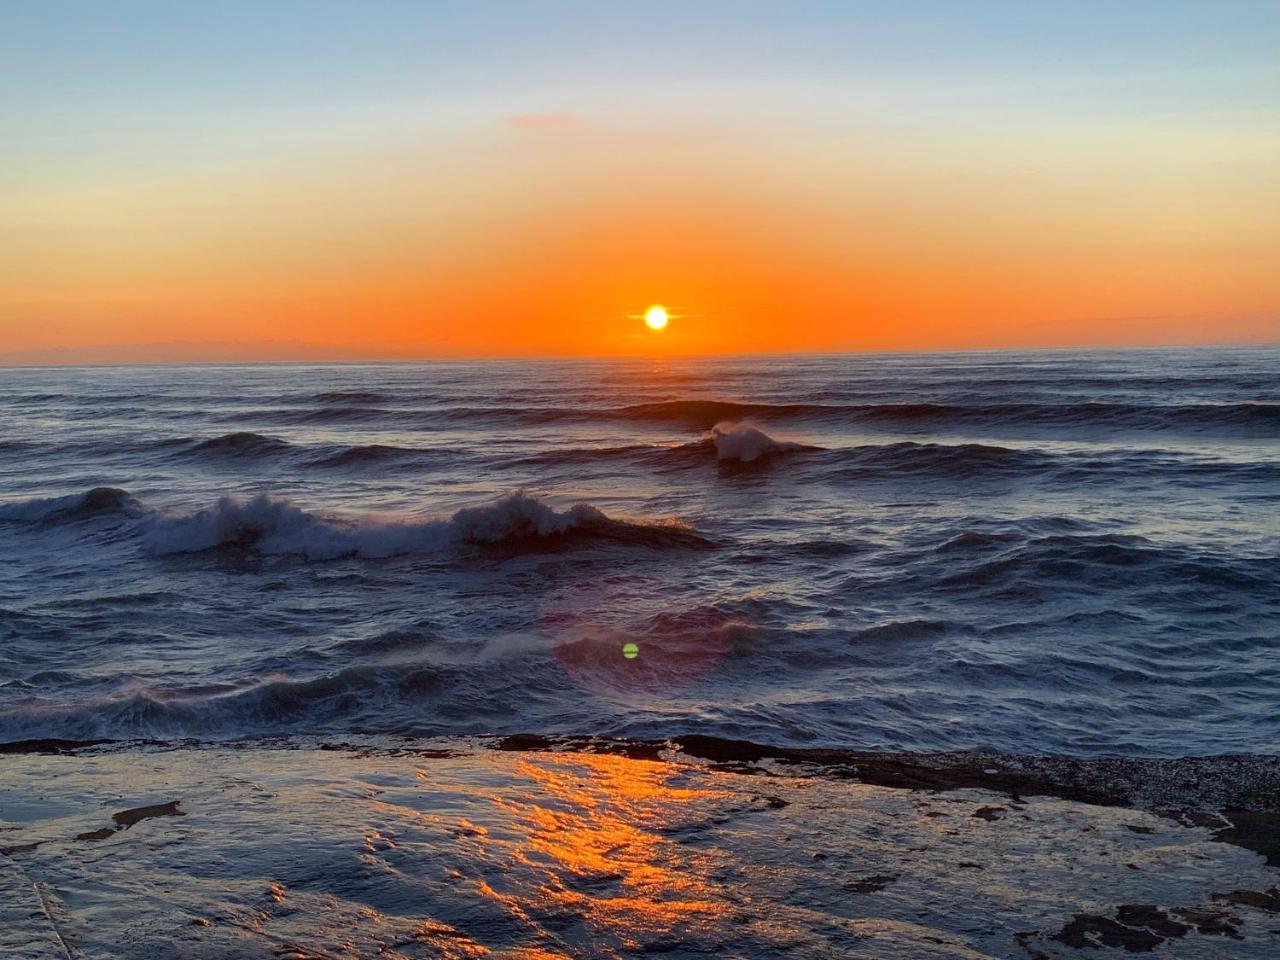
[143,490,708,559]
[706,421,816,462]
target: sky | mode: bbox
[2,1,1278,361]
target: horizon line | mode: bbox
[2,338,1277,370]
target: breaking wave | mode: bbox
[1,487,711,557]
[703,421,819,462]
[142,490,711,558]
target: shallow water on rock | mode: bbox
[1,741,1277,959]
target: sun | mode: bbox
[644,305,669,331]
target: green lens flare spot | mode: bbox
[622,642,640,660]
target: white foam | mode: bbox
[707,421,812,462]
[143,490,655,559]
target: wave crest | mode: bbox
[614,398,1280,433]
[308,444,421,468]
[0,487,137,524]
[187,432,292,458]
[143,490,710,559]
[312,390,389,404]
[619,400,816,424]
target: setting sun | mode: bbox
[1,7,1275,954]
[644,305,669,331]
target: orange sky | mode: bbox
[3,5,1278,362]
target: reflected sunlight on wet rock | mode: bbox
[488,754,728,943]
[3,741,1277,958]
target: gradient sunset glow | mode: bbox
[2,1,1277,363]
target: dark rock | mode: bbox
[843,874,896,893]
[0,737,112,754]
[1052,914,1164,952]
[113,800,185,829]
[1170,906,1243,939]
[1211,887,1280,913]
[1213,811,1280,867]
[1114,905,1188,938]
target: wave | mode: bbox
[853,618,953,644]
[703,421,819,462]
[326,627,444,658]
[307,444,423,468]
[185,432,293,458]
[179,436,444,470]
[228,406,397,425]
[614,399,1280,432]
[2,392,70,404]
[510,427,818,470]
[509,444,673,469]
[933,532,1278,595]
[0,487,138,524]
[821,441,1280,486]
[311,390,391,405]
[0,603,772,741]
[618,400,822,423]
[142,490,711,559]
[502,438,1274,486]
[0,666,454,741]
[209,397,1280,434]
[826,441,1048,479]
[1,486,712,557]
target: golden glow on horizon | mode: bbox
[644,305,669,331]
[2,109,1276,362]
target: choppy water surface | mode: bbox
[1,348,1276,755]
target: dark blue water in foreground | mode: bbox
[0,348,1276,755]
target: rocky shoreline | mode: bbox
[4,735,1278,958]
[7,731,1280,865]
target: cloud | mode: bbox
[506,113,585,131]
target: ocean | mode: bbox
[1,346,1277,756]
